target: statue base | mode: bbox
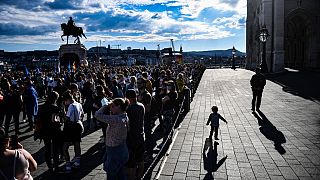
[59,44,88,69]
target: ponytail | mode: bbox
[112,98,129,112]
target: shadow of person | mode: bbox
[253,110,286,154]
[34,143,104,180]
[203,138,227,180]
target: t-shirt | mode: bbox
[66,102,84,122]
[126,102,145,142]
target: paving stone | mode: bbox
[278,166,299,179]
[172,172,187,179]
[158,175,173,180]
[175,161,189,173]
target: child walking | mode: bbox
[206,106,227,140]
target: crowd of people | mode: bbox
[0,63,205,179]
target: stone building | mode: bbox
[246,0,320,72]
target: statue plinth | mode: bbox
[59,44,88,69]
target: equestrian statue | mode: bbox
[61,17,87,44]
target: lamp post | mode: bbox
[231,46,236,70]
[259,25,270,73]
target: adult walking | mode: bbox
[250,68,266,111]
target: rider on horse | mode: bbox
[67,17,76,31]
[61,17,86,44]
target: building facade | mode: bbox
[246,0,320,72]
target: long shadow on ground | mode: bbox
[267,69,320,102]
[253,110,286,154]
[34,143,104,180]
[203,138,227,180]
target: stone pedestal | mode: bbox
[59,44,88,69]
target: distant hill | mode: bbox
[183,49,246,57]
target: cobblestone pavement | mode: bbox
[12,68,320,180]
[154,69,320,180]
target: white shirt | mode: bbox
[67,102,84,122]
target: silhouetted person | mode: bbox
[206,106,227,140]
[250,68,266,111]
[67,17,75,28]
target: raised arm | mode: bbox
[94,106,118,123]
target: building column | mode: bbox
[272,0,285,72]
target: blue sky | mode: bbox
[0,0,246,52]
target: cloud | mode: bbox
[212,14,246,29]
[74,10,148,33]
[0,0,45,10]
[0,6,61,26]
[0,23,57,35]
[0,32,61,45]
[0,0,246,51]
[221,0,239,7]
[44,0,82,10]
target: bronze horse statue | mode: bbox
[61,23,87,44]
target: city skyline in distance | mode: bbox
[0,0,246,52]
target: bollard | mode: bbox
[183,87,190,112]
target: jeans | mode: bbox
[103,144,129,180]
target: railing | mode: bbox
[142,67,205,179]
[142,93,186,180]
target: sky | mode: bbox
[0,0,247,52]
